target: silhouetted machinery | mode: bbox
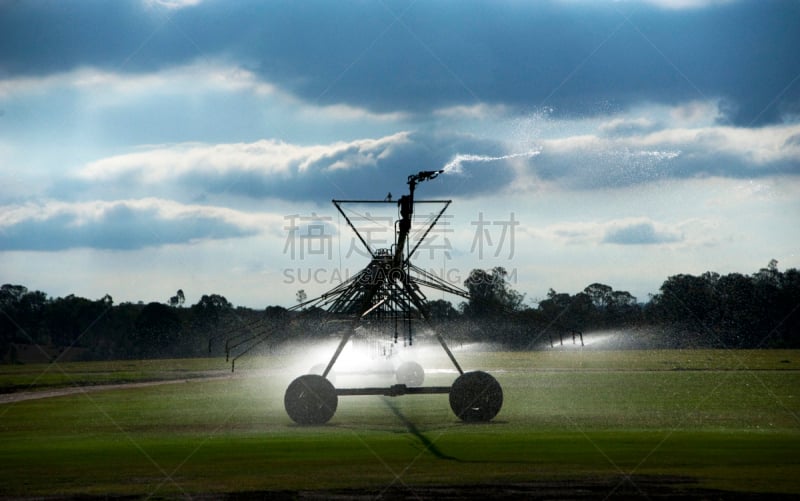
[227,171,503,424]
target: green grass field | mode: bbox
[0,358,228,393]
[1,349,799,498]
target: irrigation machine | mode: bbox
[225,170,503,425]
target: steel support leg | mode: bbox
[323,330,352,378]
[436,331,464,375]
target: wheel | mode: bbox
[309,363,336,384]
[449,371,503,422]
[395,361,425,387]
[284,374,338,425]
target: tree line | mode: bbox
[2,260,798,363]
[449,261,799,349]
[644,260,800,348]
[0,290,247,363]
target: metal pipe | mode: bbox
[322,329,352,378]
[336,385,451,396]
[435,331,464,375]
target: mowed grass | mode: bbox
[0,358,228,393]
[1,349,799,497]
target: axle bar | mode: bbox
[336,384,451,397]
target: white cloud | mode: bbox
[0,72,66,99]
[434,103,510,120]
[75,132,413,184]
[545,123,800,166]
[143,0,203,10]
[0,198,283,251]
[531,121,800,189]
[669,100,724,126]
[303,103,409,123]
[1,197,277,229]
[555,0,736,10]
[641,124,800,165]
[639,0,736,10]
[527,217,717,248]
[599,117,659,137]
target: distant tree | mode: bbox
[194,294,232,312]
[608,290,639,324]
[568,292,594,330]
[265,305,289,319]
[1,284,29,306]
[538,288,575,325]
[296,289,308,305]
[584,283,613,310]
[426,299,459,321]
[462,267,525,317]
[169,289,185,308]
[88,301,139,360]
[754,259,780,286]
[610,290,637,307]
[777,268,800,347]
[650,274,716,326]
[714,272,758,347]
[536,285,640,334]
[44,294,110,348]
[1,285,32,359]
[189,294,233,354]
[134,302,182,358]
[648,269,769,347]
[17,289,49,342]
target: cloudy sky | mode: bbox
[1,0,798,308]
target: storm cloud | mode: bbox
[1,1,798,125]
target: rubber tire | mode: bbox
[449,371,503,422]
[395,361,425,387]
[284,374,338,425]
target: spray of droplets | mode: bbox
[441,150,541,174]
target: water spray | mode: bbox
[442,150,541,174]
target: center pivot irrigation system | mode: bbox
[226,170,503,425]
